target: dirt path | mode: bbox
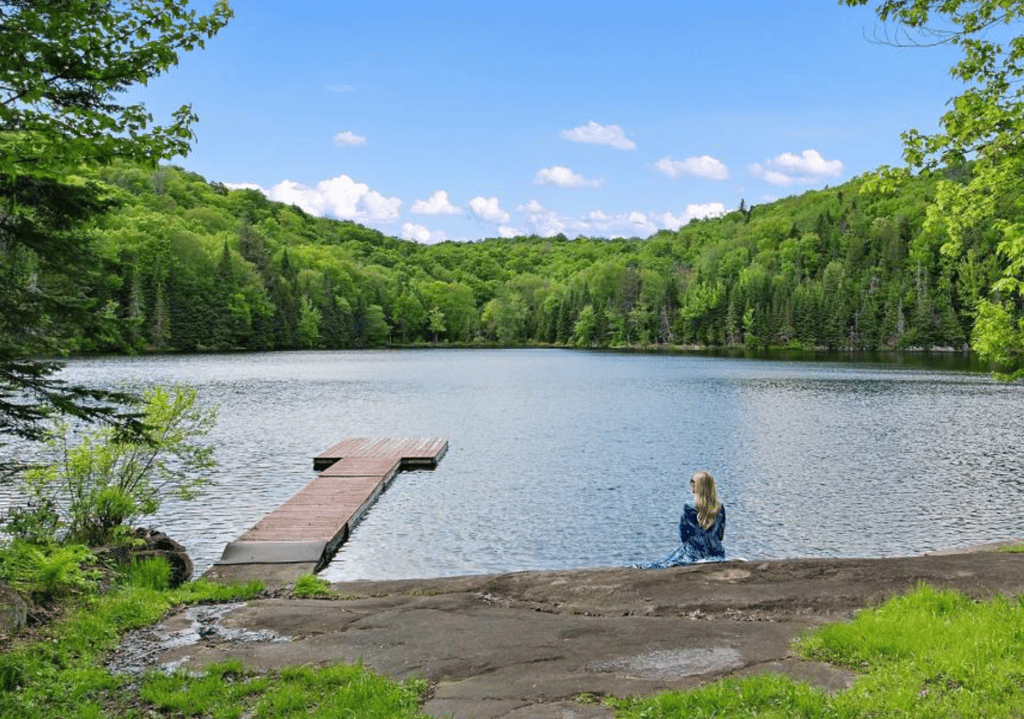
[122,545,1024,719]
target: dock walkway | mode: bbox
[207,437,447,580]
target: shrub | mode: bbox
[0,540,97,602]
[8,385,217,545]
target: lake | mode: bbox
[8,348,1024,581]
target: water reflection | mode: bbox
[2,349,1020,581]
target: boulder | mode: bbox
[131,529,194,588]
[93,528,194,588]
[133,548,194,588]
[0,581,27,638]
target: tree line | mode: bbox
[25,159,1002,357]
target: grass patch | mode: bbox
[998,543,1024,554]
[609,672,828,718]
[0,566,431,719]
[292,573,333,598]
[138,660,427,718]
[0,572,265,718]
[126,556,171,592]
[608,583,1024,718]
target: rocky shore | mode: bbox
[119,541,1024,719]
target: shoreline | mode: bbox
[202,537,1024,589]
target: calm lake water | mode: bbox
[8,349,1024,580]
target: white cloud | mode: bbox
[653,202,727,231]
[518,199,572,236]
[401,222,449,244]
[654,155,730,180]
[498,225,520,238]
[469,196,511,223]
[265,175,401,221]
[401,222,432,243]
[750,149,843,187]
[521,199,545,214]
[411,190,462,216]
[224,182,263,191]
[516,200,649,238]
[515,199,726,238]
[559,121,635,150]
[534,165,603,188]
[361,190,403,220]
[334,130,367,147]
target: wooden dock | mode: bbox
[209,437,448,576]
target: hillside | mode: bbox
[45,161,1000,355]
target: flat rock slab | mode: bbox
[131,548,1024,719]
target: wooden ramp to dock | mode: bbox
[211,437,448,574]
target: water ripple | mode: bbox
[4,349,1019,580]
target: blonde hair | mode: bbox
[692,470,722,530]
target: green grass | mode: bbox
[126,556,171,591]
[0,572,266,718]
[0,560,431,719]
[998,543,1024,554]
[291,573,333,598]
[133,657,428,718]
[608,583,1024,718]
[609,672,829,719]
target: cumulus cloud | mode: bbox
[515,199,726,238]
[749,149,843,187]
[653,202,727,231]
[518,199,571,236]
[534,165,603,188]
[334,130,367,146]
[401,222,449,244]
[516,200,644,238]
[265,175,401,221]
[469,196,511,223]
[559,121,636,150]
[411,190,462,216]
[223,182,263,191]
[401,222,432,243]
[654,155,730,180]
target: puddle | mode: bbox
[106,602,290,676]
[587,647,742,680]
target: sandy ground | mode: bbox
[116,542,1024,719]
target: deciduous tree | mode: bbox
[845,0,1024,377]
[0,0,232,454]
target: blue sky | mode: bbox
[136,1,966,243]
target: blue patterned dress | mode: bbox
[638,503,726,568]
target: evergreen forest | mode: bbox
[32,160,1002,357]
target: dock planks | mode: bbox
[211,437,448,573]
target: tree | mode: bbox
[0,0,233,454]
[1,0,232,178]
[428,306,446,342]
[482,289,527,344]
[845,0,1024,376]
[297,295,322,348]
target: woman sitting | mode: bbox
[637,470,726,568]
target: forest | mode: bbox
[26,159,1001,357]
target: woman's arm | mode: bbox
[678,505,699,543]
